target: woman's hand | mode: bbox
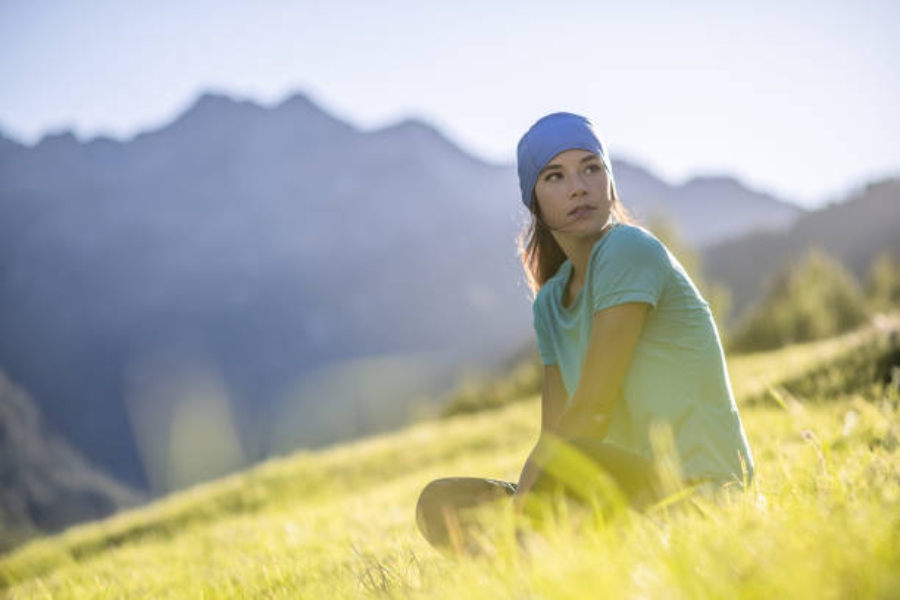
[513,445,542,510]
[513,434,565,509]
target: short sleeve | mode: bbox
[590,227,669,313]
[532,293,558,365]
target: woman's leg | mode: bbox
[415,477,516,551]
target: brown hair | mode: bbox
[518,183,634,296]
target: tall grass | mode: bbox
[2,323,898,598]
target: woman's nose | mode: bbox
[569,172,588,196]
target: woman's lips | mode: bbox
[569,205,595,218]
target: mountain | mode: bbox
[702,179,900,319]
[613,163,802,246]
[0,91,802,493]
[0,92,527,492]
[0,132,23,158]
[0,369,141,552]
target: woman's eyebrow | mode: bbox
[540,154,599,174]
[539,163,563,174]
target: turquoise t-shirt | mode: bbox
[533,223,754,485]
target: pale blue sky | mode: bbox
[2,0,897,207]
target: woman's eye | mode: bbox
[585,164,601,174]
[544,172,562,182]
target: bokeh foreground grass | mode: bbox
[1,319,898,598]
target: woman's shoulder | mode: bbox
[608,222,664,247]
[590,223,667,262]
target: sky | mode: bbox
[1,0,898,208]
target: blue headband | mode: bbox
[516,112,612,209]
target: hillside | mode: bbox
[1,320,897,597]
[702,178,900,318]
[0,371,142,553]
[0,91,802,495]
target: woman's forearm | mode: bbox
[553,395,612,440]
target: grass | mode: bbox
[1,318,898,598]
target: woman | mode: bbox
[416,112,754,550]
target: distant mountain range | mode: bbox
[613,163,802,246]
[0,91,811,498]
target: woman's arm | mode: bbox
[553,302,650,439]
[515,365,567,498]
[515,302,649,504]
[541,364,567,432]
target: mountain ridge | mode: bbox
[0,94,803,212]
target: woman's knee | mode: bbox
[415,478,459,526]
[417,478,514,519]
[415,477,515,548]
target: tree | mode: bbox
[865,252,900,312]
[729,248,869,352]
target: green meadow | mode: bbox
[2,318,898,599]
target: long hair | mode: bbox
[518,183,634,296]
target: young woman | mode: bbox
[416,112,754,550]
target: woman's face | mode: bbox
[533,149,613,241]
